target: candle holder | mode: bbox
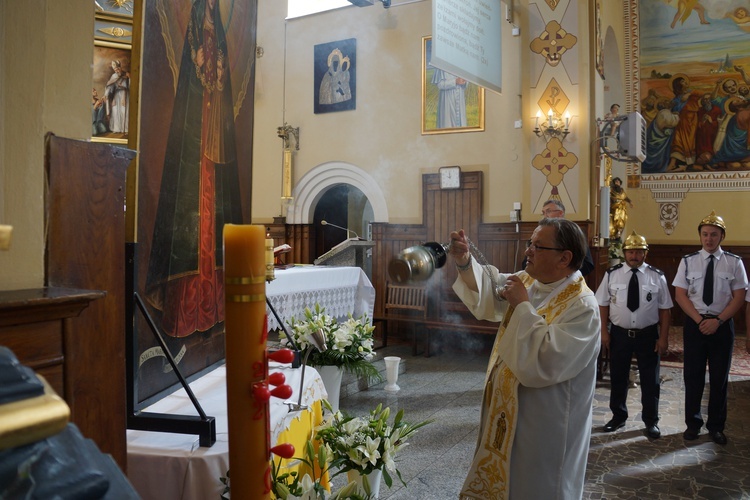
[286,329,327,412]
[533,110,571,142]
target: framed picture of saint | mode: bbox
[92,41,131,144]
[422,36,485,135]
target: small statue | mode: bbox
[609,177,633,241]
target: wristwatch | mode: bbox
[717,317,724,326]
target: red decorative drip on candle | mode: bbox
[253,383,271,403]
[268,372,286,386]
[270,443,296,459]
[268,348,295,364]
[271,384,293,400]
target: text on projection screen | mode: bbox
[432,0,502,94]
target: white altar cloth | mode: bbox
[266,265,375,332]
[126,363,327,500]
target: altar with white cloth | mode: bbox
[266,265,375,332]
[126,363,327,500]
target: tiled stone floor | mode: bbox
[333,338,750,499]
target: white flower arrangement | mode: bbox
[283,304,379,381]
[314,401,432,489]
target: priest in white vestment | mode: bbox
[450,218,600,499]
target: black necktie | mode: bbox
[703,255,715,306]
[627,268,639,312]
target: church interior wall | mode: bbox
[3,0,750,284]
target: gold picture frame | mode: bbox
[421,36,485,135]
[92,7,133,145]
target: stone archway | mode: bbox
[286,161,388,224]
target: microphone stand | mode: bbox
[321,220,361,240]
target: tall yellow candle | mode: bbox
[224,224,270,499]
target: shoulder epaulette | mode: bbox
[646,264,664,275]
[606,263,624,273]
[724,251,742,259]
[684,251,700,258]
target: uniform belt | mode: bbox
[611,324,658,338]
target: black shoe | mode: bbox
[710,431,727,445]
[683,428,700,440]
[603,418,626,432]
[646,424,661,439]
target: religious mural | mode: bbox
[135,0,256,403]
[638,1,750,174]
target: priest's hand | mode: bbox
[449,229,470,267]
[501,275,528,307]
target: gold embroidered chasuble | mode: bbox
[459,273,588,500]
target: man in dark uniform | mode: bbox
[673,211,747,445]
[595,231,672,438]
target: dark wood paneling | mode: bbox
[45,135,133,470]
[277,171,608,340]
[0,288,103,399]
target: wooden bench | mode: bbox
[375,282,436,357]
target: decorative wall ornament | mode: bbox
[532,137,579,190]
[545,0,560,11]
[97,25,132,39]
[659,202,679,235]
[530,20,577,67]
[537,77,570,117]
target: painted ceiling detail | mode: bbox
[545,0,560,11]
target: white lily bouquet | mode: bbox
[315,401,432,489]
[283,304,380,382]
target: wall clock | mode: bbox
[439,166,461,189]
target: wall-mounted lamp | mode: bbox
[533,110,571,142]
[277,123,300,151]
[277,124,300,215]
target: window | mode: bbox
[287,0,350,19]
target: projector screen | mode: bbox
[431,0,503,94]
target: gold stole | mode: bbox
[459,273,585,500]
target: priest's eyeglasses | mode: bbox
[526,240,565,252]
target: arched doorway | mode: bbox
[286,161,387,279]
[286,161,388,224]
[313,184,374,277]
[314,184,374,255]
